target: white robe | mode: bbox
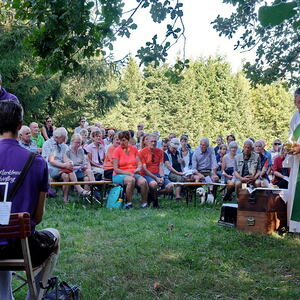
[282,111,300,232]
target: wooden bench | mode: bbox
[50,180,114,204]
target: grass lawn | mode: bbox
[13,195,300,300]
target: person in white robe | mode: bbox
[282,88,300,232]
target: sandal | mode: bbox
[79,190,91,197]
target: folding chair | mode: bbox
[0,212,48,300]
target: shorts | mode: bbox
[75,169,85,181]
[49,166,61,180]
[112,174,141,185]
[144,174,171,186]
[198,169,211,177]
[104,169,113,180]
[0,230,57,268]
[168,172,186,183]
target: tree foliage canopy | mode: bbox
[102,57,294,147]
[2,0,185,74]
[212,0,300,86]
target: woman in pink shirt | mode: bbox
[85,130,105,180]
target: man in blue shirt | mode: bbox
[192,138,219,183]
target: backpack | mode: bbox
[106,186,124,209]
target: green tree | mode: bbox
[0,23,62,123]
[101,57,294,147]
[3,0,185,73]
[212,0,300,86]
[0,14,125,131]
[102,57,146,130]
[249,84,294,142]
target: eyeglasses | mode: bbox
[274,143,281,146]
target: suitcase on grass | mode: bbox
[238,190,285,212]
[237,189,287,234]
[237,210,280,234]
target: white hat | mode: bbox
[170,138,180,149]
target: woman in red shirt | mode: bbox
[112,131,148,208]
[103,133,120,180]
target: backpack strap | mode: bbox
[0,152,36,202]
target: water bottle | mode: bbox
[220,174,225,184]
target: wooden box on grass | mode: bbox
[238,189,285,212]
[237,211,280,234]
[237,189,287,234]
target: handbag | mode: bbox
[42,277,79,300]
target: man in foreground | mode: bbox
[0,100,60,299]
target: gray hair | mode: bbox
[254,140,263,147]
[228,141,238,149]
[79,128,88,136]
[53,127,68,138]
[29,122,38,129]
[19,125,30,135]
[148,133,158,140]
[71,133,82,142]
[244,139,254,148]
[200,138,210,146]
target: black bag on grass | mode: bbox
[42,277,79,300]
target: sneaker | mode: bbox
[125,203,133,209]
[141,203,148,208]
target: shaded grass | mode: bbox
[14,196,300,300]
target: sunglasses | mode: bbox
[274,143,281,146]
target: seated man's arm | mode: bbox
[192,152,197,170]
[159,162,164,178]
[165,160,183,175]
[48,153,71,169]
[234,170,244,181]
[142,163,157,179]
[210,151,219,181]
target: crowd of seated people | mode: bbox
[16,116,290,206]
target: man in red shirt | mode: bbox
[139,134,173,207]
